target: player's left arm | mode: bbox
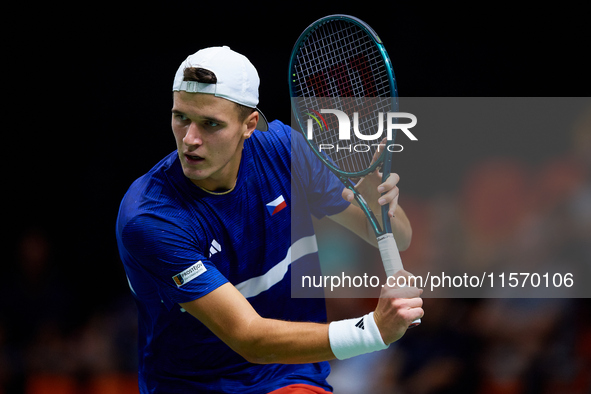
[328,170,412,251]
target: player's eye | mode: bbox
[174,113,189,122]
[205,120,221,128]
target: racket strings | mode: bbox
[292,19,394,173]
[313,101,389,173]
[293,21,390,98]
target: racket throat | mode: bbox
[346,183,384,237]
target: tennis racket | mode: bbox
[289,14,420,327]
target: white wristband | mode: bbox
[328,312,389,360]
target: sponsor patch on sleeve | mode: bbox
[172,261,207,287]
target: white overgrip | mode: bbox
[377,233,403,277]
[377,233,422,327]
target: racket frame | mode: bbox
[288,14,399,240]
[289,13,420,327]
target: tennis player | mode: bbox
[116,46,423,394]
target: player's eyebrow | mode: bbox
[171,109,190,117]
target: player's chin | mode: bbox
[181,165,209,181]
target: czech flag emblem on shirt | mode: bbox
[266,195,287,216]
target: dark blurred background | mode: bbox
[4,2,590,393]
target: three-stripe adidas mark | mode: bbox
[355,318,365,330]
[209,239,221,258]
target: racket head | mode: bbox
[289,15,399,178]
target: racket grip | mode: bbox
[377,233,403,277]
[377,233,421,328]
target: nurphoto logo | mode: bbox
[304,104,417,153]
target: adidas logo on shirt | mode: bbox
[355,318,365,330]
[209,239,221,258]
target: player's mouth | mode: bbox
[185,153,205,165]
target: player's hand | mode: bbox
[373,269,424,345]
[341,138,400,218]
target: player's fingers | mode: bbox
[396,269,423,288]
[341,188,353,201]
[403,296,424,309]
[380,284,423,299]
[382,270,424,291]
[377,186,400,218]
[341,187,354,203]
[389,193,399,218]
[403,307,424,325]
[377,185,399,205]
[378,172,400,193]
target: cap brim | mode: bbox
[256,107,269,132]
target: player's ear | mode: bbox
[243,111,259,139]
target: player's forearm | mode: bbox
[181,284,336,365]
[181,283,421,366]
[232,318,334,364]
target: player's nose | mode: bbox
[183,122,203,147]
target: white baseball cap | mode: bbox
[172,46,269,132]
